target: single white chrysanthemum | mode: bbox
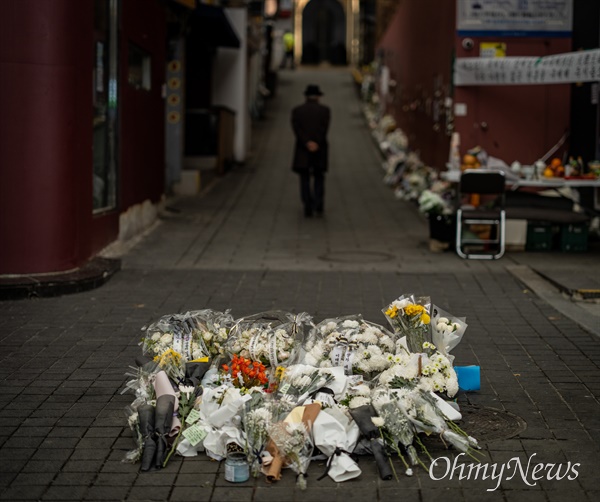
[348,396,371,409]
[371,416,385,427]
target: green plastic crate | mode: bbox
[559,222,588,252]
[526,222,554,251]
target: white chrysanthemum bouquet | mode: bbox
[302,316,396,380]
[227,311,312,368]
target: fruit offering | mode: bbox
[544,158,565,178]
[460,154,481,171]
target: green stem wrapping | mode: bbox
[414,435,433,470]
[163,418,185,468]
[446,421,485,460]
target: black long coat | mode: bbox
[291,100,331,172]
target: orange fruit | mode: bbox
[550,158,562,168]
[543,167,554,177]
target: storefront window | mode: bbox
[93,0,119,212]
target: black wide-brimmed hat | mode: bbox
[304,84,323,96]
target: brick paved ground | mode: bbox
[1,67,599,501]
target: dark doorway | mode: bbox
[302,0,346,65]
[570,0,600,165]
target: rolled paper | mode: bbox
[153,371,181,436]
[263,440,284,481]
[138,404,156,472]
[348,405,379,440]
[301,402,321,431]
[154,394,175,468]
[154,372,179,411]
[370,438,393,481]
[349,405,393,480]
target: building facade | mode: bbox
[374,0,593,170]
[0,0,259,276]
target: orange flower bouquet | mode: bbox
[221,354,269,391]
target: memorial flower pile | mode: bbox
[123,301,480,483]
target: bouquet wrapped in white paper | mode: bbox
[312,405,361,482]
[182,385,252,460]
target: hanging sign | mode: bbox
[457,0,573,37]
[455,49,600,86]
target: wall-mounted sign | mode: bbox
[480,42,506,58]
[455,48,600,86]
[457,0,573,37]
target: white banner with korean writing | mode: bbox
[454,49,600,86]
[457,0,573,36]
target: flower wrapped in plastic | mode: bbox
[142,310,232,362]
[265,403,321,490]
[378,343,459,398]
[140,314,200,382]
[371,387,421,475]
[274,364,336,406]
[120,361,158,410]
[302,316,395,380]
[123,406,144,464]
[383,294,432,353]
[220,354,269,392]
[186,309,234,361]
[227,311,313,368]
[430,305,467,363]
[242,392,296,478]
[394,384,480,459]
[242,393,273,477]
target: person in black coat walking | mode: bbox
[291,84,331,217]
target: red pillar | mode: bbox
[0,0,94,274]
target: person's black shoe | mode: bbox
[304,207,313,218]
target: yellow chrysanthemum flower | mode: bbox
[404,304,425,317]
[421,313,431,324]
[385,306,398,318]
[154,348,183,368]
